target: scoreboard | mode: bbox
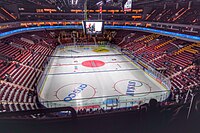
[82,20,104,35]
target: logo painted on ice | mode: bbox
[64,84,87,102]
[126,80,136,96]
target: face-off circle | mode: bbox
[114,79,152,97]
[82,60,105,68]
[56,83,96,102]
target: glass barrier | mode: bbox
[37,44,171,110]
[39,90,170,110]
[37,50,56,95]
[118,47,171,91]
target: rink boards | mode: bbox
[38,45,170,109]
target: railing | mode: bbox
[37,44,171,110]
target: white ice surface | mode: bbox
[39,45,170,109]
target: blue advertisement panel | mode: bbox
[0,25,200,42]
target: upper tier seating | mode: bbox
[117,32,200,94]
[145,5,200,25]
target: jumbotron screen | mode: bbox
[83,20,104,34]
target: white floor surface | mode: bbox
[38,45,170,109]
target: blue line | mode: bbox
[46,68,139,76]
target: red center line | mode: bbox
[51,60,130,67]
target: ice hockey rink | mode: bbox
[38,45,170,109]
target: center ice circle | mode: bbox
[82,60,105,68]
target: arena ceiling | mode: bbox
[0,0,161,8]
[3,0,196,12]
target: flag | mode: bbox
[100,6,102,14]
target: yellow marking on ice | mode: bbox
[93,47,109,53]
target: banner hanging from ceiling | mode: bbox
[124,0,132,12]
